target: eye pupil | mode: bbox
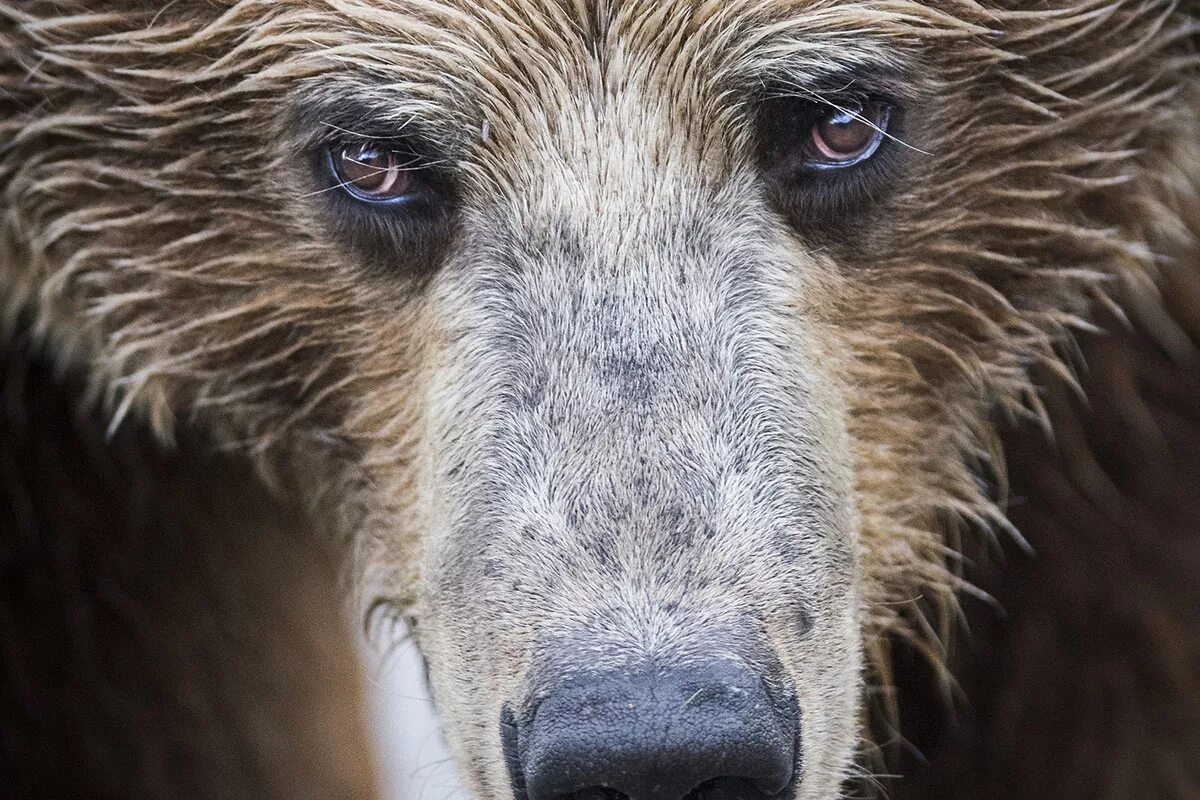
[334,146,412,200]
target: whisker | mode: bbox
[770,80,932,156]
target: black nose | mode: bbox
[504,662,798,800]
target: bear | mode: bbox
[1,1,1197,799]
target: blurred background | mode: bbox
[368,626,469,800]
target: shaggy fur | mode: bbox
[1,0,1198,797]
[889,232,1200,799]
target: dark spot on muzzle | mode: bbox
[501,661,800,800]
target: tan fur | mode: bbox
[2,0,1198,796]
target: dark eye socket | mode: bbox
[757,91,903,227]
[758,96,894,173]
[329,143,421,202]
[307,133,455,274]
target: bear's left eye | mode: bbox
[757,90,905,227]
[329,144,419,203]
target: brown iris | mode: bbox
[332,144,414,201]
[806,102,890,167]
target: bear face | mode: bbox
[2,1,1196,799]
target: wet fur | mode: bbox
[2,1,1198,797]
[890,233,1200,799]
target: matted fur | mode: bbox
[2,0,1198,795]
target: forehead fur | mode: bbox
[289,0,977,171]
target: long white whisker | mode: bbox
[771,80,932,156]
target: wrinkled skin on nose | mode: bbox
[409,128,863,798]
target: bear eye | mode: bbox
[756,90,905,227]
[803,101,891,169]
[329,144,418,202]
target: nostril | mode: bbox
[569,789,628,800]
[684,777,767,800]
[559,779,765,800]
[507,662,798,800]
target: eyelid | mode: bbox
[754,90,907,228]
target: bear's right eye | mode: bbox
[304,129,456,273]
[329,144,420,203]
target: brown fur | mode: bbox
[0,323,379,799]
[1,0,1198,797]
[888,237,1200,799]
